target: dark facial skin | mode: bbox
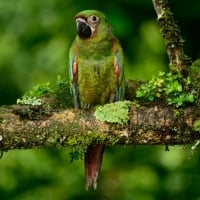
[76,20,92,39]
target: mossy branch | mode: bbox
[0,78,200,152]
[152,0,191,77]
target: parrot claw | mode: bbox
[84,103,91,110]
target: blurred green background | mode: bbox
[1,0,200,199]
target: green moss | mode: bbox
[94,101,132,125]
[67,130,108,162]
[193,120,200,132]
[173,109,182,118]
[54,75,73,108]
[67,122,122,161]
[169,64,177,72]
[189,60,200,78]
[189,60,200,105]
[189,60,200,84]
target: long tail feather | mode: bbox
[84,144,104,190]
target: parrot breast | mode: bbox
[78,57,116,108]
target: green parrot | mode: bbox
[69,10,124,190]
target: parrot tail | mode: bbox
[84,144,104,190]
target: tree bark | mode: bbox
[0,102,199,151]
[152,0,191,77]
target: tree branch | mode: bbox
[152,0,191,77]
[0,100,200,151]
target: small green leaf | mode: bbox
[69,150,81,162]
[193,120,200,132]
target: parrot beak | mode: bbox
[75,18,92,39]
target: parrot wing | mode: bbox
[69,47,79,108]
[112,38,125,101]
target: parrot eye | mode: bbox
[88,15,99,26]
[91,15,98,22]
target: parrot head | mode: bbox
[74,10,111,40]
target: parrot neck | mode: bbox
[75,35,114,58]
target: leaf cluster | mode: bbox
[16,83,53,105]
[15,76,72,120]
[16,76,72,108]
[136,72,194,107]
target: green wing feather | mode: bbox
[112,38,125,101]
[68,46,79,108]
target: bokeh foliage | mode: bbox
[1,0,200,199]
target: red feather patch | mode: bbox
[73,56,78,83]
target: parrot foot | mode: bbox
[83,103,91,110]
